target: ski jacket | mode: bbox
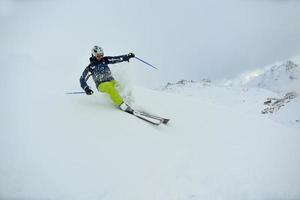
[80,55,129,90]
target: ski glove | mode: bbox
[124,53,135,62]
[128,53,135,58]
[84,87,94,95]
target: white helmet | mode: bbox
[91,45,104,57]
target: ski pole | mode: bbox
[134,56,158,70]
[65,91,86,95]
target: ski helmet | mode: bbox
[91,45,104,57]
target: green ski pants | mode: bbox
[97,80,123,106]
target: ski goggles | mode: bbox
[95,53,104,58]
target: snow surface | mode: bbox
[1,59,300,200]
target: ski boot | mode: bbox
[119,102,134,114]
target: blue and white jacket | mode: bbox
[80,55,130,90]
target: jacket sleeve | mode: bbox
[80,65,91,90]
[105,55,129,64]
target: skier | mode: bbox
[80,45,135,113]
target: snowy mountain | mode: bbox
[246,60,300,93]
[225,60,300,93]
[162,79,212,93]
[161,57,300,126]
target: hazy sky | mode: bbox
[1,0,300,87]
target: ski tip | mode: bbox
[162,119,170,125]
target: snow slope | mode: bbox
[1,71,300,200]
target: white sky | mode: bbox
[1,0,300,87]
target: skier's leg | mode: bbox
[112,80,134,104]
[98,81,124,105]
[98,81,134,113]
[112,80,123,92]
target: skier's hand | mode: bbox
[84,87,94,95]
[124,53,135,62]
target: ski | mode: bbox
[120,110,162,125]
[120,106,170,126]
[132,111,162,126]
[136,110,170,124]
